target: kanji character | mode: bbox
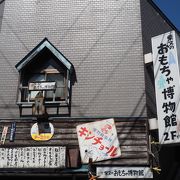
[85,131,95,140]
[79,127,88,137]
[128,170,133,176]
[159,55,168,65]
[162,101,176,113]
[113,170,119,176]
[167,34,174,49]
[160,65,171,76]
[92,137,102,145]
[162,86,175,100]
[105,146,118,157]
[158,43,168,54]
[99,144,104,150]
[133,170,139,176]
[163,114,177,128]
[166,77,173,84]
[101,124,112,134]
[138,170,144,176]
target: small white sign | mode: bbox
[29,81,56,91]
[152,30,180,144]
[0,126,8,144]
[97,167,153,179]
[76,118,121,163]
[0,146,66,168]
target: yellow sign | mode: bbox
[31,122,54,141]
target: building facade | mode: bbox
[0,0,177,179]
[0,0,146,118]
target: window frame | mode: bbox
[19,69,68,103]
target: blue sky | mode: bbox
[152,0,180,32]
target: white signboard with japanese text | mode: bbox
[152,30,180,144]
[97,167,153,179]
[28,82,56,99]
[0,146,66,168]
[76,118,121,163]
[29,82,56,91]
[0,126,8,144]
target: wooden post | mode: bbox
[88,158,98,180]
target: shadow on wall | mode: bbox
[0,0,5,32]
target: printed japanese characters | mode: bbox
[0,146,66,168]
[96,167,153,179]
[0,126,8,145]
[76,118,121,163]
[9,122,16,142]
[152,30,180,144]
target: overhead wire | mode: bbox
[0,0,5,5]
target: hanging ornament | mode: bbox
[31,122,54,141]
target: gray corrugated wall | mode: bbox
[140,0,173,118]
[140,0,172,54]
[0,0,146,118]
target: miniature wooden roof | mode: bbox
[15,38,75,73]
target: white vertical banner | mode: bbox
[152,30,180,144]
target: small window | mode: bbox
[46,73,66,100]
[28,73,45,100]
[27,71,67,101]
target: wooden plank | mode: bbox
[3,126,146,134]
[0,127,147,133]
[67,148,81,168]
[95,158,149,165]
[0,117,146,123]
[0,139,79,146]
[42,122,146,128]
[120,152,148,159]
[8,132,147,140]
[0,139,148,147]
[6,131,146,139]
[120,145,147,152]
[0,118,149,169]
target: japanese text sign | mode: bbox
[29,81,56,91]
[0,146,66,168]
[0,126,8,145]
[152,30,180,144]
[76,118,121,163]
[97,167,153,179]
